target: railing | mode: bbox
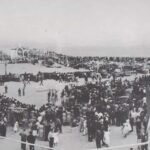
[0,135,53,150]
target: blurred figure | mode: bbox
[14,121,19,133]
[95,129,103,148]
[19,129,27,150]
[48,129,54,149]
[27,131,36,150]
[18,88,21,96]
[122,119,131,138]
[141,131,148,150]
[5,85,8,94]
[22,88,25,96]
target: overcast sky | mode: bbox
[0,0,150,56]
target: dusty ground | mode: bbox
[0,125,145,150]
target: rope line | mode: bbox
[0,135,53,150]
[0,135,149,150]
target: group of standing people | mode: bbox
[20,129,36,150]
[79,107,110,148]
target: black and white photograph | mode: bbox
[0,0,150,150]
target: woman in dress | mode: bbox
[103,117,110,147]
[14,121,19,133]
[103,131,110,147]
[83,119,87,136]
[53,130,59,146]
[38,123,44,140]
[122,119,132,138]
[79,116,84,132]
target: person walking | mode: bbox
[19,129,27,150]
[27,131,36,150]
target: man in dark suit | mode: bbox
[27,131,36,150]
[95,129,103,148]
[20,129,27,150]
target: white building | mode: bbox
[2,47,30,59]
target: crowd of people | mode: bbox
[0,66,150,149]
[60,74,150,149]
[0,91,63,149]
[0,71,87,84]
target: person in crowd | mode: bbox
[27,75,31,84]
[19,129,27,150]
[48,90,51,103]
[18,88,21,96]
[44,120,51,141]
[55,118,62,133]
[87,118,95,142]
[141,131,148,150]
[23,80,26,89]
[40,75,44,86]
[95,129,103,148]
[37,123,44,140]
[5,85,8,94]
[27,131,36,150]
[0,119,7,137]
[53,129,59,146]
[122,119,132,138]
[83,117,87,136]
[103,130,110,147]
[103,117,110,147]
[136,116,142,140]
[14,121,19,133]
[31,122,38,137]
[48,129,54,149]
[22,87,25,96]
[79,116,84,132]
